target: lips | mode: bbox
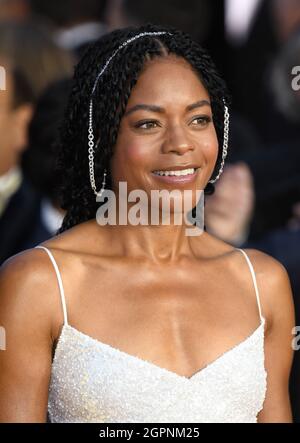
[151,167,200,185]
[152,167,196,177]
[152,164,199,173]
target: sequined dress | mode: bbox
[35,245,267,423]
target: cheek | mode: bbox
[125,143,150,164]
[113,138,154,170]
[110,138,154,186]
[200,128,219,164]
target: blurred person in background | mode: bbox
[225,0,276,126]
[0,20,74,100]
[205,24,300,423]
[29,0,109,59]
[204,161,255,247]
[107,0,215,42]
[205,25,300,250]
[106,0,226,74]
[0,0,30,21]
[226,0,300,141]
[0,55,34,262]
[247,28,300,422]
[19,78,72,250]
[271,0,300,49]
[0,20,74,265]
[206,2,300,277]
[212,1,300,258]
[248,28,300,240]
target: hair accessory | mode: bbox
[208,99,230,184]
[88,31,171,197]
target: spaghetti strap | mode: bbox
[236,248,264,324]
[35,245,69,326]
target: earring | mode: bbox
[208,101,230,184]
[98,169,107,199]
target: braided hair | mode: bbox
[56,23,230,234]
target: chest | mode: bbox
[48,321,267,423]
[60,258,260,381]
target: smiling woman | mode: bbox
[0,23,295,423]
[116,64,218,195]
[55,24,230,232]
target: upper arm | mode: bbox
[0,250,56,423]
[245,249,296,423]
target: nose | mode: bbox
[161,125,194,155]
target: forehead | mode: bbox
[126,55,209,103]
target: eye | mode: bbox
[134,120,159,130]
[191,116,212,127]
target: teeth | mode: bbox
[153,168,196,176]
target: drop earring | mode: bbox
[98,169,107,199]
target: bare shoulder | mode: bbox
[201,232,295,331]
[241,248,293,291]
[0,246,56,298]
[0,247,65,422]
[0,220,111,338]
[0,247,61,337]
[37,218,109,255]
[242,249,296,422]
[240,248,296,331]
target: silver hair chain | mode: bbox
[88,31,230,197]
[88,31,171,198]
[208,100,230,184]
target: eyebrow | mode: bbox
[124,99,211,117]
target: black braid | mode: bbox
[55,23,231,234]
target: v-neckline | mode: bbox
[53,317,265,383]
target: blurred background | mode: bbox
[0,0,299,421]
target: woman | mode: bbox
[0,24,295,423]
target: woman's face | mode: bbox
[110,54,219,210]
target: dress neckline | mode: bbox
[52,317,266,383]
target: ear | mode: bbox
[12,103,34,153]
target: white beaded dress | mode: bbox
[35,245,267,423]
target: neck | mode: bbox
[95,193,205,263]
[0,161,17,177]
[113,224,204,263]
